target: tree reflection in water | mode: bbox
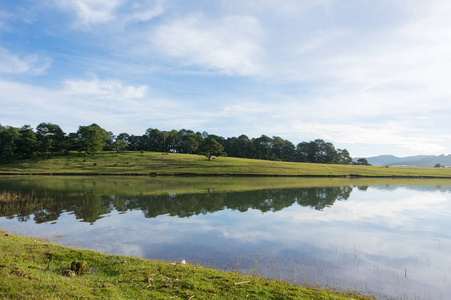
[0,182,354,224]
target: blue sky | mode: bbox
[1,0,450,157]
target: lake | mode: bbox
[1,176,450,299]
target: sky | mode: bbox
[1,0,450,158]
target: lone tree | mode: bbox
[354,158,371,166]
[199,138,224,161]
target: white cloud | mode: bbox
[121,0,165,24]
[0,77,212,135]
[151,15,264,76]
[291,122,447,153]
[63,78,148,99]
[56,0,121,27]
[0,47,51,75]
[56,0,164,28]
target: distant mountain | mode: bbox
[362,154,451,167]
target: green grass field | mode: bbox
[1,151,451,178]
[0,230,373,299]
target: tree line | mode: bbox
[0,122,370,165]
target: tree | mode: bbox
[16,125,38,158]
[36,123,66,156]
[127,135,141,151]
[179,129,200,154]
[76,124,110,155]
[166,129,180,153]
[199,138,224,160]
[434,163,444,168]
[102,131,116,151]
[142,128,164,152]
[271,136,295,161]
[116,133,130,144]
[295,142,309,162]
[253,135,272,160]
[354,158,371,166]
[113,140,128,153]
[336,149,353,165]
[0,125,20,162]
[181,136,199,154]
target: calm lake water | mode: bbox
[1,176,450,299]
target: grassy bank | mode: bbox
[0,230,373,299]
[1,151,451,178]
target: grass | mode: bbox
[0,230,374,300]
[1,151,451,178]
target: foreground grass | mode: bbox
[0,231,373,300]
[1,151,451,178]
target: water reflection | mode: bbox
[0,182,353,223]
[1,176,451,299]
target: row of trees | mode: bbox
[0,123,369,165]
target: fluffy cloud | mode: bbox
[152,15,264,76]
[63,78,148,99]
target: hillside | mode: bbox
[2,151,451,178]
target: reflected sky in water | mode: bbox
[1,177,450,299]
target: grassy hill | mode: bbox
[1,151,451,178]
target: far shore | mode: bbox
[2,171,451,179]
[1,151,451,179]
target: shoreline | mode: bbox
[0,230,374,299]
[1,171,451,179]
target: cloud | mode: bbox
[221,0,333,18]
[0,10,12,31]
[120,0,165,24]
[151,15,264,76]
[56,0,120,27]
[291,122,448,153]
[56,0,164,28]
[0,77,213,135]
[63,78,148,99]
[0,47,51,75]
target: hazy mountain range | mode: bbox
[361,154,451,167]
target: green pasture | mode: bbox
[1,151,451,178]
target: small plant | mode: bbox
[71,260,88,275]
